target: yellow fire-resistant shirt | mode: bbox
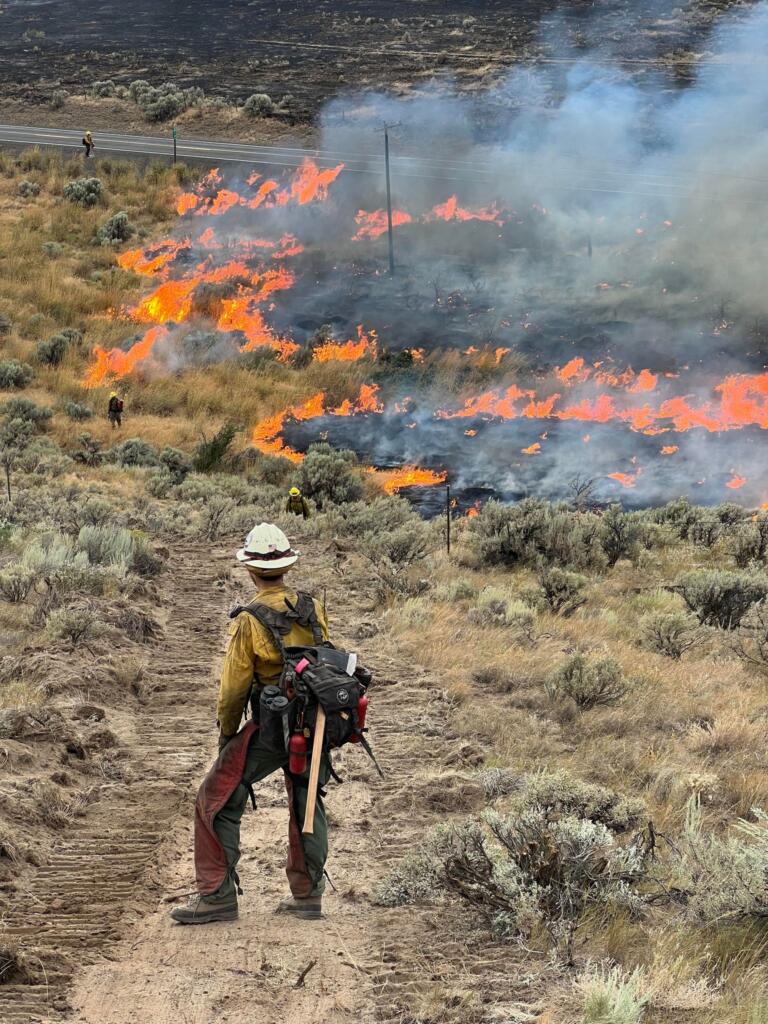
[217,586,329,736]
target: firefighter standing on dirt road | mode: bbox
[285,486,311,519]
[171,523,331,925]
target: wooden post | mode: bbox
[384,126,395,277]
[172,126,177,166]
[446,484,451,554]
[302,707,326,834]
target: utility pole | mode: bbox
[172,126,177,166]
[379,122,400,277]
[446,484,451,554]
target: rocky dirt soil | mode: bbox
[1,542,523,1024]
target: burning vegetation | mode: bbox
[73,7,768,513]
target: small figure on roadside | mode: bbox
[285,486,310,519]
[107,391,123,429]
[82,131,95,158]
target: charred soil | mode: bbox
[0,0,754,137]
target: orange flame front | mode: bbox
[313,326,378,363]
[83,326,169,388]
[373,466,448,494]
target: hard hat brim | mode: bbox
[235,549,298,570]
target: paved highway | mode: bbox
[0,122,763,203]
[0,122,486,183]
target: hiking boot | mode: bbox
[170,893,238,925]
[275,892,323,920]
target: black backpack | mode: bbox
[229,593,382,776]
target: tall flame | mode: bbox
[83,326,169,388]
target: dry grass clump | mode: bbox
[0,938,33,985]
[30,780,94,828]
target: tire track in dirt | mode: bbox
[0,550,226,1024]
[59,549,471,1024]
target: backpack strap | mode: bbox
[289,591,324,646]
[228,592,323,656]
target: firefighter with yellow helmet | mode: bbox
[285,486,311,519]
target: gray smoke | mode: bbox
[117,1,768,509]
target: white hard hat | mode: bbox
[236,522,298,571]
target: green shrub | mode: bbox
[730,516,768,567]
[159,446,192,484]
[247,451,293,487]
[96,211,134,246]
[295,443,364,509]
[91,80,117,97]
[378,810,648,964]
[129,80,204,122]
[17,437,71,477]
[714,502,748,526]
[2,398,52,427]
[0,566,35,603]
[22,531,83,574]
[77,524,133,568]
[734,600,768,674]
[434,577,477,602]
[676,569,768,629]
[372,851,438,907]
[193,423,237,473]
[467,498,605,572]
[243,93,275,117]
[36,335,67,366]
[45,606,106,646]
[63,177,103,207]
[75,524,162,578]
[50,89,67,109]
[680,796,768,923]
[319,495,418,538]
[360,522,432,596]
[546,654,628,710]
[129,531,163,578]
[0,361,33,389]
[537,565,587,615]
[42,241,64,259]
[481,768,644,832]
[648,497,702,539]
[63,401,93,421]
[577,966,648,1024]
[17,180,40,198]
[73,433,103,466]
[599,505,640,567]
[640,611,706,659]
[689,512,721,548]
[108,437,159,468]
[145,469,173,498]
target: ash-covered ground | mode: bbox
[0,0,758,127]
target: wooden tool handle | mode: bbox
[302,707,326,834]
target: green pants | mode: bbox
[213,733,329,899]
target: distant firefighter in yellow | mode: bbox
[107,391,123,429]
[285,486,310,519]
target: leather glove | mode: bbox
[219,733,235,753]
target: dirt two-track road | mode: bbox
[2,543,504,1024]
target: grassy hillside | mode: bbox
[1,148,768,1023]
